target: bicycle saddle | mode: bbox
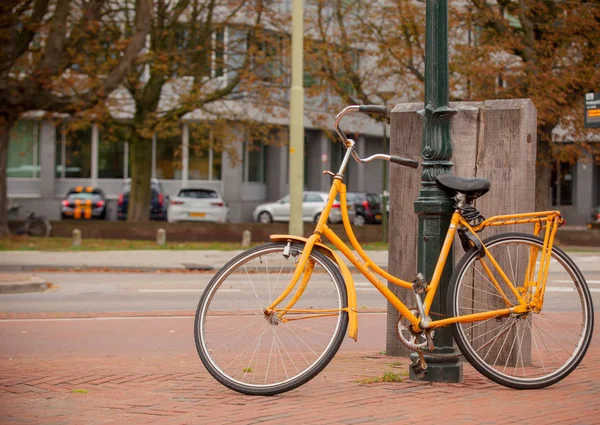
[435,174,490,200]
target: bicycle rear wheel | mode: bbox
[25,218,51,237]
[449,233,593,389]
[195,242,348,396]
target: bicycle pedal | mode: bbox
[410,360,428,379]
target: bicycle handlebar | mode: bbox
[334,105,419,170]
[358,105,389,116]
[390,156,419,169]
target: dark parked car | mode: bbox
[117,178,169,221]
[61,186,107,220]
[347,192,383,226]
[589,205,600,229]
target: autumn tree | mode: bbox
[0,0,152,236]
[454,0,600,209]
[307,0,600,210]
[304,0,427,109]
[99,0,276,222]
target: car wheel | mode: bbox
[353,214,366,226]
[314,213,321,224]
[258,211,273,224]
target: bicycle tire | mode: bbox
[448,232,594,389]
[25,218,52,237]
[194,242,349,396]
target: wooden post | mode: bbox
[387,99,537,357]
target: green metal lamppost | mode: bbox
[411,0,461,382]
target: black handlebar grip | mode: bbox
[390,156,419,169]
[358,105,388,116]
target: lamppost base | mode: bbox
[409,352,462,383]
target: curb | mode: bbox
[0,264,387,273]
[0,308,388,320]
[0,264,214,273]
[0,276,53,294]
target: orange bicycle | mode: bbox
[194,105,594,396]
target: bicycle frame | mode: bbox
[266,176,564,338]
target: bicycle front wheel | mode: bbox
[449,233,593,389]
[195,242,348,396]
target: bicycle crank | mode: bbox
[396,309,434,351]
[396,309,462,359]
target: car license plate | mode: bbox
[375,214,382,220]
[189,212,206,217]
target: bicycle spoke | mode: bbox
[196,243,348,394]
[452,234,592,388]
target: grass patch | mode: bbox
[0,236,394,252]
[358,241,389,250]
[242,367,253,373]
[0,236,257,252]
[71,389,88,394]
[356,370,407,385]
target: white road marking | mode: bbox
[554,280,600,284]
[0,316,195,322]
[138,289,239,293]
[546,287,600,293]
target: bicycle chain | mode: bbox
[396,308,463,359]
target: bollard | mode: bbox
[242,230,251,248]
[156,228,167,246]
[72,229,81,247]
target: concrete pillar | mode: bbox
[91,123,99,187]
[266,134,288,200]
[222,127,245,222]
[151,133,157,178]
[182,123,189,188]
[386,99,537,357]
[319,131,331,192]
[39,120,56,198]
[124,142,129,179]
[355,135,366,192]
[576,155,594,223]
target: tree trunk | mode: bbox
[128,129,153,222]
[0,121,13,237]
[535,126,553,212]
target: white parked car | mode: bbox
[168,188,229,223]
[252,191,355,224]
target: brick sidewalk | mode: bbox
[1,338,599,425]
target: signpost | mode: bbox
[584,92,600,129]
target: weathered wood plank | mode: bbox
[387,99,537,357]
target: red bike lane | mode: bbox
[0,312,598,425]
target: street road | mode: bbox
[1,253,599,314]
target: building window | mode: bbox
[7,121,39,178]
[551,161,575,206]
[56,125,91,178]
[155,135,182,180]
[98,140,125,179]
[254,30,286,83]
[173,23,225,79]
[98,123,129,179]
[188,125,222,181]
[213,28,225,78]
[244,140,266,183]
